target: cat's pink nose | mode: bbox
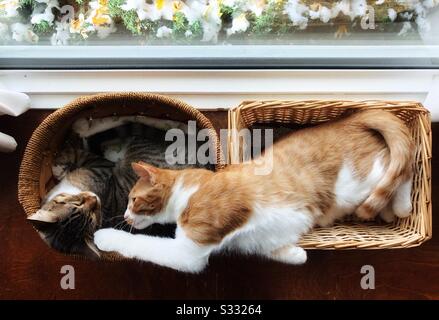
[124,210,130,220]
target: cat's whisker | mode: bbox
[113,220,128,230]
[107,215,125,222]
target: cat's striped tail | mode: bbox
[353,110,414,220]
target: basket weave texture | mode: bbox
[228,100,432,249]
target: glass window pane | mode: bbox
[1,0,438,68]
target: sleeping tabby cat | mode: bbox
[27,117,205,258]
[94,110,415,272]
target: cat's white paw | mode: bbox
[271,246,307,265]
[286,247,307,265]
[94,228,129,253]
[393,200,412,218]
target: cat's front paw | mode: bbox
[94,228,130,253]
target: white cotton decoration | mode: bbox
[284,0,309,30]
[201,0,222,42]
[10,23,38,43]
[331,0,351,20]
[309,6,331,23]
[416,16,431,33]
[95,23,117,39]
[388,8,397,22]
[375,0,385,5]
[0,23,9,42]
[414,2,427,17]
[319,6,332,23]
[31,5,56,25]
[398,21,412,36]
[156,26,172,38]
[351,0,367,19]
[227,14,250,36]
[309,10,320,20]
[422,0,438,9]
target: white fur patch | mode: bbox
[392,178,413,218]
[318,157,386,226]
[44,177,82,203]
[335,158,385,210]
[219,204,314,256]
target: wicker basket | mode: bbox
[228,100,432,249]
[18,93,225,246]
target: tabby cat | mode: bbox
[28,116,204,258]
[94,110,415,272]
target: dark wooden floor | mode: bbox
[0,110,437,300]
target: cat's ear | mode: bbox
[27,210,57,230]
[131,162,158,184]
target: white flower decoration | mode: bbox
[200,0,222,42]
[0,0,20,18]
[70,13,95,38]
[331,0,352,20]
[388,8,397,22]
[284,0,309,30]
[227,13,249,36]
[85,0,116,39]
[122,0,177,21]
[180,0,207,24]
[309,5,332,23]
[0,22,9,41]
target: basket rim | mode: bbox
[234,99,429,111]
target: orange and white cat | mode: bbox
[94,110,414,273]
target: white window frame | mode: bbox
[0,69,438,120]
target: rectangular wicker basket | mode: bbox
[228,100,432,249]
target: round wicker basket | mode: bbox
[18,92,225,220]
[229,100,432,249]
